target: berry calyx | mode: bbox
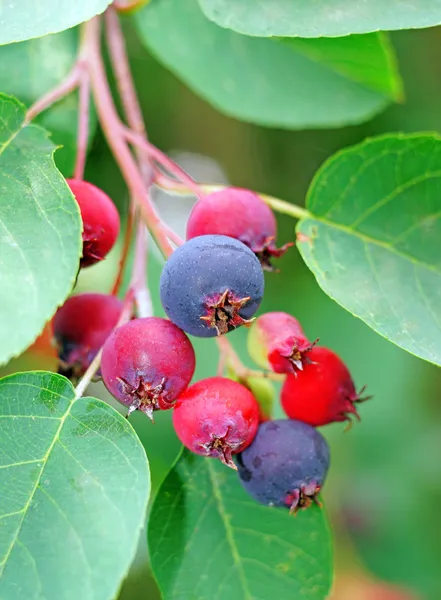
[248,312,316,374]
[172,377,260,469]
[236,419,330,513]
[53,293,123,379]
[101,317,195,420]
[281,346,369,427]
[186,187,293,270]
[67,179,120,268]
[160,235,264,338]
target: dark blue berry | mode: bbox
[235,419,330,512]
[160,235,264,338]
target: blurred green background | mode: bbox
[5,20,441,600]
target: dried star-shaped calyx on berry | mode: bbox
[117,376,168,421]
[247,311,317,375]
[253,236,294,272]
[285,481,322,515]
[200,289,254,335]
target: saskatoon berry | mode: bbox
[172,377,260,469]
[186,187,293,270]
[248,311,316,375]
[101,317,195,420]
[53,293,123,378]
[236,419,330,513]
[67,179,120,267]
[160,235,264,337]
[281,346,368,427]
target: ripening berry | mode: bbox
[248,312,316,374]
[172,377,260,469]
[160,235,264,337]
[186,187,293,270]
[53,293,123,378]
[67,179,120,267]
[101,317,195,420]
[281,346,368,427]
[236,419,330,513]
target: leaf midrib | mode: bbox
[303,214,441,276]
[206,461,252,600]
[0,393,75,576]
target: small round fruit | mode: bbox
[248,312,316,374]
[186,187,293,270]
[101,317,195,419]
[281,346,368,427]
[172,377,260,468]
[67,179,120,267]
[236,419,330,512]
[53,293,123,378]
[160,235,264,337]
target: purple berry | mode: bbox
[160,235,264,338]
[236,419,330,513]
[101,317,195,420]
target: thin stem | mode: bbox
[159,221,184,246]
[154,176,311,220]
[73,70,91,180]
[111,204,135,295]
[84,16,174,258]
[105,7,151,183]
[26,63,82,123]
[122,126,204,198]
[131,216,153,318]
[216,336,283,382]
[74,290,135,399]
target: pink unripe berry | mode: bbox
[173,377,260,469]
[248,312,316,374]
[67,179,120,268]
[186,187,293,270]
[101,317,196,420]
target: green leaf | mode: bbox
[296,133,441,367]
[0,0,111,45]
[0,94,82,365]
[0,30,96,175]
[198,0,441,38]
[0,371,150,600]
[135,0,401,129]
[149,450,333,600]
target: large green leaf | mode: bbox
[0,0,111,45]
[296,133,441,367]
[135,0,401,129]
[0,371,150,600]
[149,450,333,600]
[0,30,96,175]
[198,0,441,38]
[0,95,82,365]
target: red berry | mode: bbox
[53,293,123,378]
[281,346,368,427]
[67,179,120,268]
[248,312,316,374]
[186,187,293,270]
[101,317,195,420]
[172,377,260,468]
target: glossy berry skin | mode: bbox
[236,419,330,512]
[67,179,120,268]
[101,317,195,419]
[173,377,260,469]
[53,293,123,378]
[248,312,316,375]
[186,187,293,270]
[160,235,264,337]
[281,346,365,427]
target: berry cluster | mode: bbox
[54,185,368,514]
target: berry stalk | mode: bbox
[73,69,91,180]
[216,335,283,382]
[84,16,174,258]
